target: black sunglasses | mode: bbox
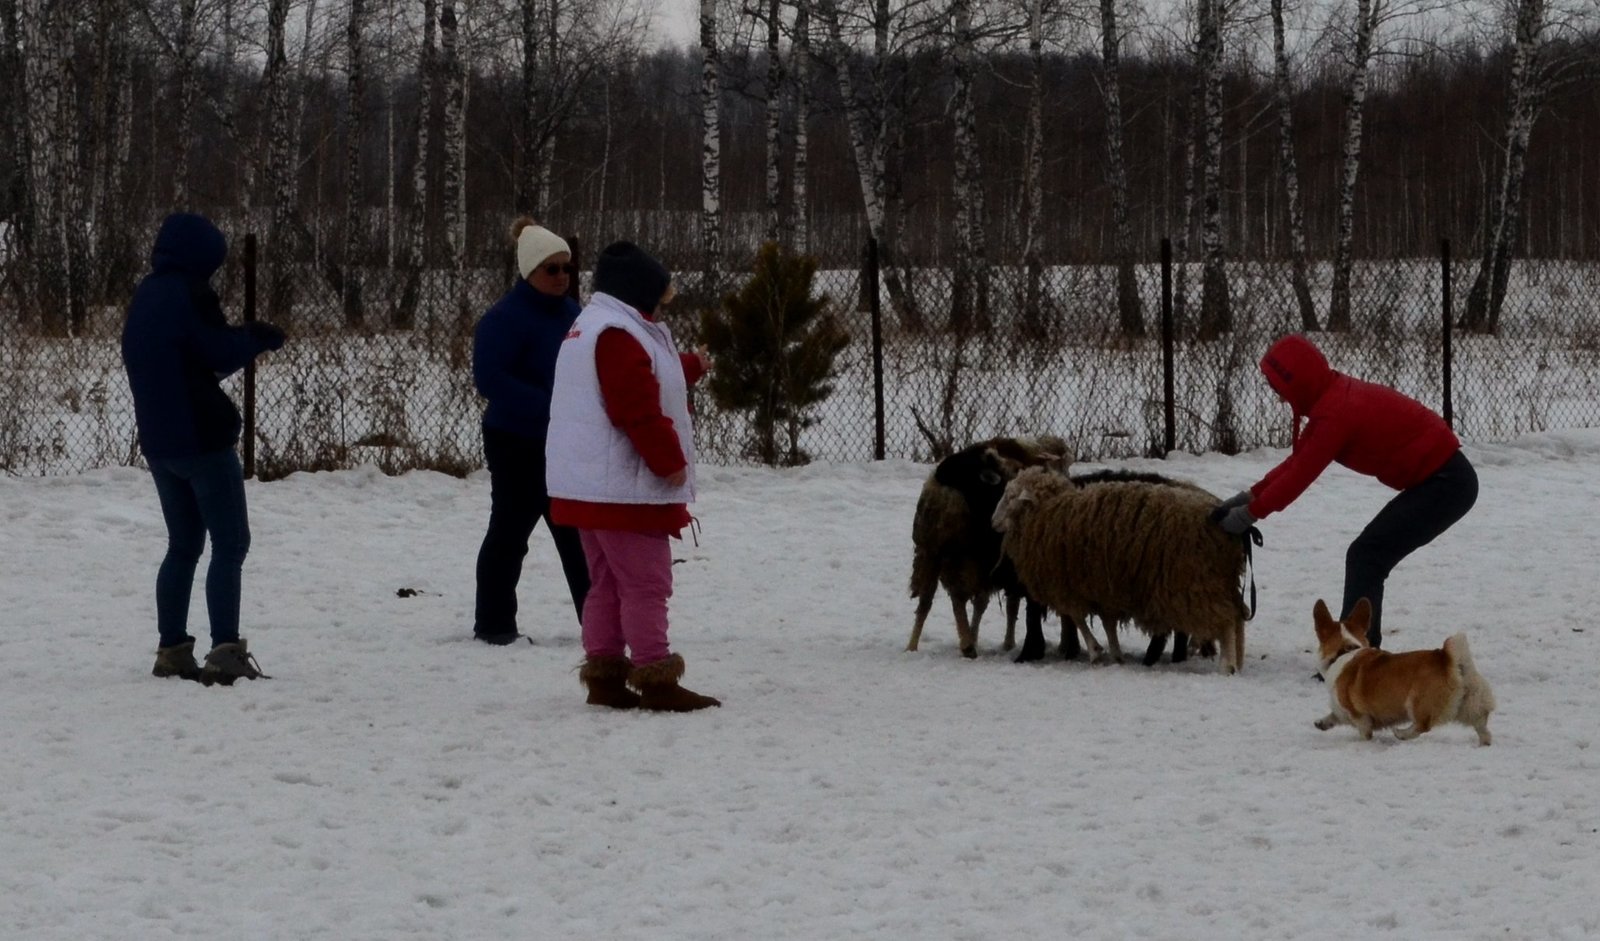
[540,263,577,276]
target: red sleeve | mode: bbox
[679,351,706,386]
[594,328,688,478]
[1249,416,1344,518]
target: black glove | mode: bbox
[247,321,287,352]
[1210,502,1257,536]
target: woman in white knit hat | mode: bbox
[469,218,590,645]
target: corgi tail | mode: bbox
[1445,632,1498,718]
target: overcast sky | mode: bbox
[654,0,699,48]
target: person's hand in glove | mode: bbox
[1209,494,1257,535]
[246,320,287,352]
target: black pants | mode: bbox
[474,425,590,635]
[1341,449,1478,647]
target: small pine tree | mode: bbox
[700,242,849,466]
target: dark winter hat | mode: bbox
[592,241,672,313]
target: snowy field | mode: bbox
[3,432,1599,939]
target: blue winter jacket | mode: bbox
[121,214,267,460]
[473,279,582,441]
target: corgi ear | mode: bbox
[1346,597,1372,635]
[1313,598,1334,629]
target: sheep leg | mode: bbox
[1015,597,1048,663]
[1076,617,1108,664]
[951,594,987,659]
[1101,619,1125,664]
[1142,632,1169,666]
[1217,625,1241,675]
[907,585,937,652]
[1170,631,1191,663]
[1057,608,1081,660]
[1002,590,1021,651]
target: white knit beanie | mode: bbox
[515,223,571,278]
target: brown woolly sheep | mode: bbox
[906,435,1070,659]
[993,465,1250,674]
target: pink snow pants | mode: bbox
[579,528,673,666]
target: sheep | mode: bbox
[993,465,1250,674]
[934,456,1211,665]
[906,435,1071,659]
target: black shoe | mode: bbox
[473,630,528,646]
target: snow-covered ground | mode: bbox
[3,433,1599,939]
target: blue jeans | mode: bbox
[148,449,252,648]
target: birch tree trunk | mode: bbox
[399,0,437,329]
[518,0,540,212]
[792,0,811,254]
[538,0,559,213]
[88,0,135,302]
[1100,0,1143,336]
[21,0,77,335]
[763,0,783,245]
[343,0,367,328]
[1327,0,1377,332]
[701,0,723,297]
[1176,84,1200,328]
[1196,0,1231,339]
[949,0,988,333]
[816,0,908,324]
[0,0,25,242]
[1271,0,1318,331]
[1464,0,1545,335]
[263,0,296,326]
[171,0,198,208]
[440,1,468,331]
[1021,0,1045,337]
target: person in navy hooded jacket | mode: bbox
[469,218,591,645]
[1210,334,1478,648]
[122,212,285,685]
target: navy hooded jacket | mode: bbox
[472,278,582,441]
[121,214,267,460]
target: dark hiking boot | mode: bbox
[473,629,529,646]
[629,654,721,712]
[579,655,641,709]
[153,637,201,681]
[201,638,269,687]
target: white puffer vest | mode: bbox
[546,293,696,505]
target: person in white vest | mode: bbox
[546,241,721,712]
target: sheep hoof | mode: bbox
[960,645,978,659]
[1014,645,1045,664]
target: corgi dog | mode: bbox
[1312,598,1495,745]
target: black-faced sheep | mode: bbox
[993,465,1250,674]
[906,435,1071,659]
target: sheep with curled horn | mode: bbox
[906,435,1071,659]
[993,465,1251,674]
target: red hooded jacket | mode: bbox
[1247,334,1460,519]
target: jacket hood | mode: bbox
[150,213,227,280]
[1260,334,1334,412]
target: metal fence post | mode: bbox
[1161,237,1175,457]
[868,237,885,461]
[1441,238,1453,430]
[243,233,258,480]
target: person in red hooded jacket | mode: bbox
[1210,334,1478,648]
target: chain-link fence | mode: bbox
[5,238,1600,477]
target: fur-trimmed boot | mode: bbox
[152,636,201,681]
[629,653,721,712]
[579,655,640,709]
